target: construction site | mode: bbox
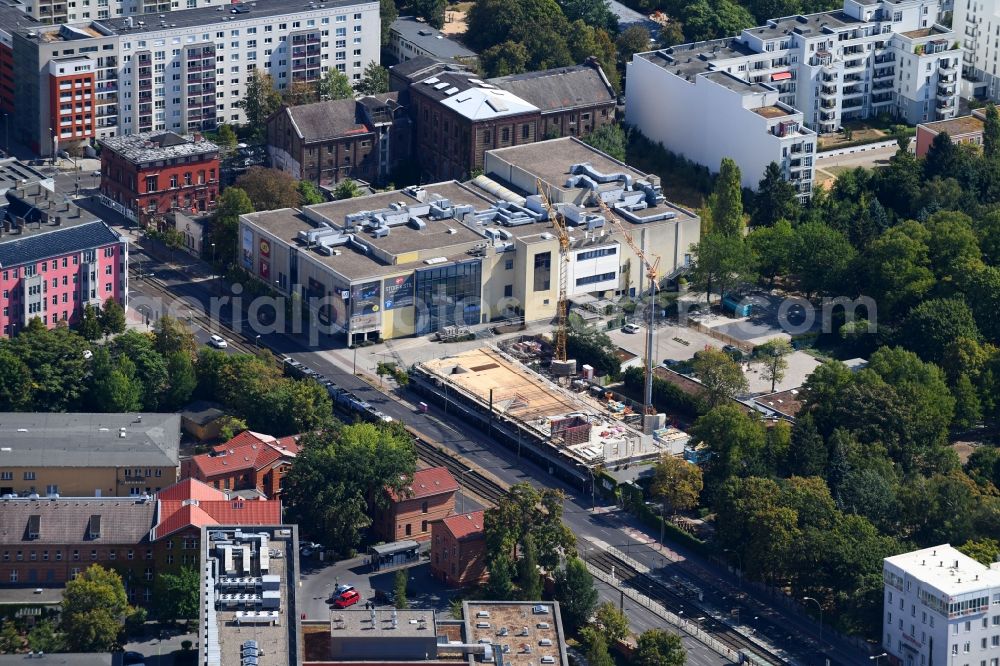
[413,345,680,482]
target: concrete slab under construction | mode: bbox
[419,346,669,467]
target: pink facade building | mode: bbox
[0,181,127,337]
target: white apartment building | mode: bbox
[625,0,960,196]
[15,0,245,27]
[883,544,1000,666]
[11,0,380,155]
[625,62,817,198]
[953,0,1000,99]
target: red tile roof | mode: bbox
[191,430,296,479]
[441,511,485,540]
[157,478,228,502]
[152,497,282,540]
[388,466,459,502]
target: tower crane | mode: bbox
[595,195,661,431]
[535,177,571,363]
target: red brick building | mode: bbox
[376,467,457,543]
[98,130,220,226]
[181,431,300,498]
[48,56,96,149]
[430,510,487,587]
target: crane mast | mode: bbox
[595,196,661,429]
[535,178,571,363]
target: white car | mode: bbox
[208,334,228,349]
[622,323,640,333]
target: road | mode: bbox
[113,223,869,666]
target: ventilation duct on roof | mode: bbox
[568,162,634,189]
[471,174,526,206]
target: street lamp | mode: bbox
[803,596,823,644]
[255,334,261,349]
[870,652,888,666]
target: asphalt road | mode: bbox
[114,226,869,666]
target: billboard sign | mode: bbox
[241,228,253,269]
[350,280,381,329]
[382,274,414,310]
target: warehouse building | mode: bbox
[237,137,699,344]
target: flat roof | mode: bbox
[703,69,772,94]
[0,413,180,468]
[330,608,436,637]
[390,16,476,60]
[0,159,49,192]
[753,104,792,118]
[920,113,984,137]
[99,131,218,166]
[463,601,568,666]
[885,544,1000,597]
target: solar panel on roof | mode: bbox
[486,98,509,113]
[444,86,459,95]
[433,82,449,90]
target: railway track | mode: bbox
[587,550,787,665]
[411,435,507,506]
[128,267,261,356]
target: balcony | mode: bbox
[937,86,955,99]
[873,68,894,80]
[936,98,955,110]
[819,110,836,121]
[872,93,893,105]
[939,61,958,75]
[940,71,958,83]
[842,98,863,110]
[842,86,864,97]
[820,85,838,97]
[844,58,865,70]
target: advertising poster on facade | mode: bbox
[382,274,414,310]
[241,228,253,269]
[350,280,381,329]
[260,259,270,279]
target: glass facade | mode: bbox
[414,259,482,334]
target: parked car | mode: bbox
[622,323,640,333]
[722,344,744,362]
[335,584,355,596]
[122,652,146,666]
[662,359,681,368]
[208,334,228,349]
[333,589,361,608]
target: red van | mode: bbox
[333,589,361,608]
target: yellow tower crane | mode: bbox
[595,195,661,428]
[535,177,571,362]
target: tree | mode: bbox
[318,68,354,101]
[710,157,745,236]
[90,348,143,413]
[582,123,626,162]
[379,0,398,44]
[690,347,748,406]
[985,104,1000,161]
[8,322,90,411]
[393,569,409,609]
[690,232,756,303]
[27,621,64,654]
[690,405,768,484]
[580,627,615,666]
[466,0,574,72]
[616,25,651,64]
[212,187,255,267]
[298,180,325,205]
[553,557,597,633]
[749,218,794,286]
[859,221,935,321]
[787,413,828,477]
[282,424,416,553]
[334,178,362,200]
[634,628,686,666]
[754,338,793,392]
[958,538,1000,566]
[681,0,754,43]
[565,325,620,377]
[480,40,531,77]
[560,0,617,31]
[485,483,576,573]
[235,166,303,211]
[153,315,197,358]
[238,70,282,133]
[413,0,446,27]
[110,331,169,411]
[484,553,517,600]
[593,602,630,645]
[62,565,134,652]
[215,124,238,150]
[78,303,103,340]
[650,455,703,514]
[165,351,197,410]
[0,621,20,653]
[100,297,127,337]
[0,347,33,410]
[356,62,389,96]
[900,298,980,367]
[925,131,958,181]
[517,534,543,600]
[791,221,855,297]
[752,161,799,227]
[282,80,319,106]
[154,567,199,621]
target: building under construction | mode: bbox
[412,346,679,483]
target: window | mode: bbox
[533,252,551,291]
[521,124,530,139]
[422,520,428,532]
[405,523,411,536]
[504,285,513,297]
[421,501,428,514]
[23,472,35,481]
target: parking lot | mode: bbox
[297,549,464,620]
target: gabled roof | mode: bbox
[151,497,282,540]
[157,477,228,502]
[389,54,462,83]
[192,430,299,479]
[388,466,459,502]
[441,510,485,540]
[280,98,371,143]
[487,62,616,113]
[0,497,156,545]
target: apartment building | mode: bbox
[99,130,219,223]
[181,430,301,498]
[915,107,987,155]
[375,466,458,543]
[9,0,380,156]
[626,0,959,195]
[882,544,1000,666]
[954,0,1000,99]
[0,413,180,496]
[266,92,411,187]
[0,0,36,116]
[238,137,699,342]
[0,183,128,336]
[430,510,487,587]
